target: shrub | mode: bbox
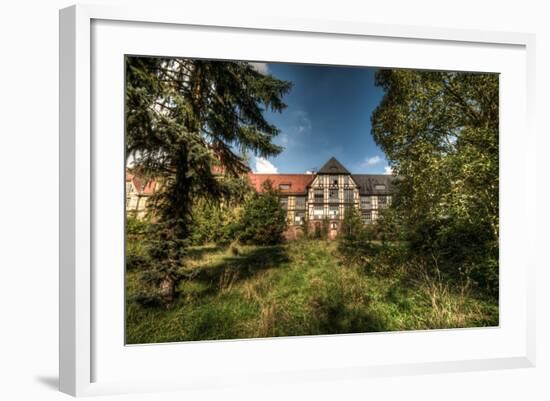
[321,217,330,239]
[190,201,242,246]
[338,207,372,266]
[300,215,310,238]
[238,180,287,245]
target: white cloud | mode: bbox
[363,155,383,166]
[384,166,394,175]
[249,62,269,75]
[367,155,382,165]
[254,156,278,173]
[294,110,312,134]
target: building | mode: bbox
[125,157,397,239]
[248,157,396,239]
[125,172,159,219]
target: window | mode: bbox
[375,184,386,191]
[329,206,339,218]
[295,211,305,224]
[295,196,306,210]
[126,183,133,193]
[313,206,324,219]
[314,189,324,203]
[280,197,288,210]
[329,175,338,186]
[279,183,291,191]
[360,196,371,209]
[329,189,339,203]
[378,195,387,205]
[344,189,354,203]
[330,222,338,230]
[362,210,372,223]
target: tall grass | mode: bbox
[126,239,498,344]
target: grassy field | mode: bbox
[126,240,498,344]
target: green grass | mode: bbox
[126,240,498,344]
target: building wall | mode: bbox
[124,169,393,237]
[279,173,392,238]
[126,179,153,220]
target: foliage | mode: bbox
[126,217,150,271]
[300,215,310,238]
[190,175,252,246]
[312,222,322,239]
[321,217,330,239]
[311,217,330,240]
[371,69,499,296]
[125,57,291,304]
[238,180,287,245]
[190,201,240,246]
[338,207,372,266]
[126,240,498,343]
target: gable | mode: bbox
[317,157,350,175]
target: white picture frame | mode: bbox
[59,4,536,397]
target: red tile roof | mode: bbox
[248,173,315,195]
[126,172,158,195]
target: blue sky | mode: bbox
[249,62,391,175]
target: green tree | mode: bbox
[238,180,287,245]
[300,215,310,238]
[338,206,371,265]
[321,217,330,240]
[126,57,292,304]
[371,69,498,293]
[190,174,252,245]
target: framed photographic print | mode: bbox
[59,4,536,396]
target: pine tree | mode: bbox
[126,57,292,304]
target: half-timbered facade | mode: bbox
[248,157,396,239]
[125,172,159,219]
[126,157,396,239]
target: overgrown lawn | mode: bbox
[126,240,498,344]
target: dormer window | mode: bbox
[375,184,386,190]
[279,183,291,191]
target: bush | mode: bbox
[406,216,498,296]
[190,201,242,246]
[238,180,287,245]
[338,207,373,266]
[300,216,310,238]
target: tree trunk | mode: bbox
[159,274,176,307]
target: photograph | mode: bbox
[124,56,499,344]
